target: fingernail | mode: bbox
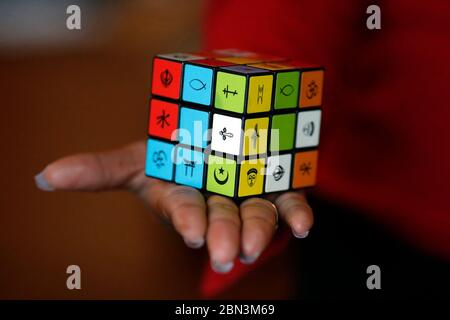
[293,230,309,239]
[184,238,205,249]
[239,252,260,265]
[34,171,54,191]
[211,260,234,274]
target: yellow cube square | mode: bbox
[247,75,273,113]
[243,117,269,156]
[238,159,266,197]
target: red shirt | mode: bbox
[203,0,450,259]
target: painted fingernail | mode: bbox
[211,260,234,274]
[239,253,260,265]
[184,238,205,249]
[292,230,309,239]
[34,171,54,191]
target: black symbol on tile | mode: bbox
[302,121,315,136]
[189,79,207,91]
[219,127,234,141]
[214,166,229,185]
[300,162,312,175]
[156,109,170,128]
[247,168,258,187]
[280,84,294,96]
[183,159,196,177]
[152,150,167,169]
[160,69,173,87]
[257,85,264,104]
[223,85,238,98]
[273,165,285,181]
[251,123,260,149]
[306,80,318,99]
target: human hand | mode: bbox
[35,140,313,273]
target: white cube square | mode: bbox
[296,110,321,148]
[265,154,292,192]
[211,113,243,156]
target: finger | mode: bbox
[35,141,146,192]
[239,198,278,264]
[206,195,240,273]
[275,192,313,238]
[146,183,207,248]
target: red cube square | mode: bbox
[148,99,179,140]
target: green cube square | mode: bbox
[206,155,237,197]
[215,71,247,113]
[274,71,300,109]
[270,113,296,151]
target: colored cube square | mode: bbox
[147,50,324,199]
[214,71,247,113]
[148,99,179,141]
[211,113,243,156]
[247,75,273,113]
[292,150,318,188]
[296,109,321,148]
[265,154,292,192]
[175,147,205,189]
[206,155,237,197]
[178,107,210,148]
[299,70,324,108]
[270,113,296,151]
[243,117,269,156]
[145,138,175,181]
[274,71,300,109]
[182,64,214,106]
[237,158,266,197]
[214,66,273,114]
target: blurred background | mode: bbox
[0,0,298,299]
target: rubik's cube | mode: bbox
[146,49,323,199]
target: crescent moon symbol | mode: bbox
[214,168,229,185]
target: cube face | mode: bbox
[265,154,292,192]
[210,113,242,156]
[296,109,321,148]
[270,113,296,151]
[178,107,210,148]
[214,71,247,113]
[148,99,179,141]
[292,150,318,188]
[238,159,266,197]
[206,155,237,197]
[146,50,324,199]
[145,139,175,181]
[175,147,205,189]
[274,71,300,110]
[151,58,182,100]
[299,70,324,108]
[182,64,214,106]
[243,117,269,156]
[247,75,273,113]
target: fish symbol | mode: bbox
[189,79,207,91]
[280,84,294,96]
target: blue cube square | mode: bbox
[175,147,205,189]
[182,64,213,106]
[145,138,175,181]
[178,106,210,148]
